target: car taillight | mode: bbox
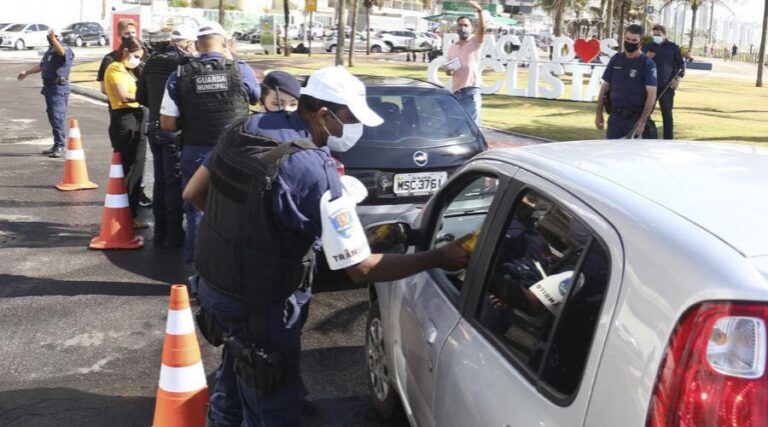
[647,303,768,427]
[333,157,345,176]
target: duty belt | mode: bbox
[612,107,643,119]
[43,77,69,86]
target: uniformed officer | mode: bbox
[644,24,685,140]
[160,22,260,264]
[596,24,658,139]
[17,29,74,158]
[182,66,471,426]
[136,27,196,246]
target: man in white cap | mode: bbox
[136,26,196,247]
[159,21,260,263]
[182,65,471,426]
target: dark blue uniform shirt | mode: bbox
[643,41,685,89]
[203,111,338,242]
[602,53,657,110]
[40,46,74,94]
[165,52,260,106]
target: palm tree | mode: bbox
[349,0,360,66]
[662,0,705,51]
[283,0,291,56]
[757,0,767,87]
[335,0,346,66]
[539,0,588,36]
[364,0,381,54]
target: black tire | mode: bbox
[98,35,106,46]
[366,303,406,421]
[75,37,83,47]
[328,44,337,53]
[371,45,382,53]
[14,39,25,50]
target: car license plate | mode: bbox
[393,172,447,196]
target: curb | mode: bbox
[71,84,108,103]
[483,126,554,143]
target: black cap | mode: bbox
[262,71,301,100]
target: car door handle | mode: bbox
[424,319,437,346]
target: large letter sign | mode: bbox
[428,35,616,102]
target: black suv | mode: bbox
[61,22,108,47]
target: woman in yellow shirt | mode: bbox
[104,38,147,228]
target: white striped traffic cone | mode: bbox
[88,152,143,249]
[55,118,98,191]
[153,285,208,427]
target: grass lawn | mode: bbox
[72,53,768,144]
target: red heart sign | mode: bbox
[574,38,601,63]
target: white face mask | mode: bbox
[653,36,664,44]
[125,55,141,69]
[323,110,364,152]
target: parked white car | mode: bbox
[325,32,389,53]
[365,141,768,426]
[0,23,51,50]
[298,22,324,39]
[375,30,417,51]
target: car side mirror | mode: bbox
[365,221,413,254]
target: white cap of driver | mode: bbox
[301,66,383,127]
[197,22,227,38]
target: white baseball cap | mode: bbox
[300,66,383,127]
[171,25,196,41]
[197,22,227,38]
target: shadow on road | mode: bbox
[0,387,154,426]
[0,274,171,298]
[102,243,192,286]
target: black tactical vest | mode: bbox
[195,116,340,303]
[142,48,184,122]
[178,58,249,147]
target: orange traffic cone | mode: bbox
[89,152,143,250]
[153,285,208,427]
[55,119,98,191]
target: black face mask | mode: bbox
[624,41,640,53]
[121,36,134,45]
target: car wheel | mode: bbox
[366,304,405,421]
[14,39,25,50]
[328,44,336,53]
[371,45,382,53]
[75,37,83,48]
[98,36,106,46]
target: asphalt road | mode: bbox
[0,48,539,426]
[0,56,400,426]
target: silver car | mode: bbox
[365,141,768,426]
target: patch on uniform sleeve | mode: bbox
[195,73,229,93]
[652,68,657,79]
[329,208,355,238]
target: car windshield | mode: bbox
[6,24,26,32]
[361,92,478,146]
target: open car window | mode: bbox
[430,175,500,293]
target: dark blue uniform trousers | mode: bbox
[198,278,310,427]
[607,113,640,139]
[148,125,183,240]
[181,145,212,263]
[43,86,69,149]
